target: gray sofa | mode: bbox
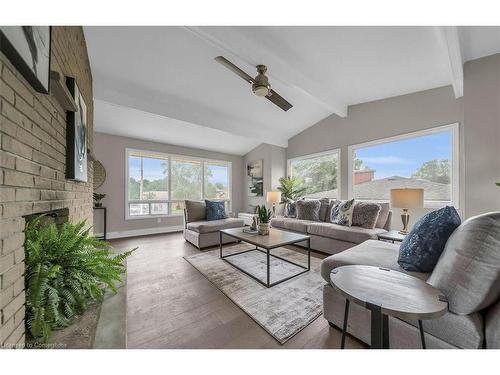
[321,211,500,349]
[270,201,392,255]
[183,200,245,249]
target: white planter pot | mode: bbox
[258,223,270,235]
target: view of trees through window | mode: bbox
[127,152,230,217]
[290,152,339,198]
[351,129,454,205]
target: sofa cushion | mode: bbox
[428,211,500,315]
[308,222,386,244]
[352,201,382,229]
[320,239,428,283]
[375,202,390,229]
[205,200,227,221]
[398,206,461,272]
[186,218,244,234]
[184,200,206,222]
[330,199,355,226]
[296,200,321,221]
[270,217,313,233]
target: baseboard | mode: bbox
[106,225,184,239]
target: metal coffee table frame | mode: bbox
[219,231,311,288]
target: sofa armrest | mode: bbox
[485,299,500,348]
[183,208,188,228]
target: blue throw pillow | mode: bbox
[205,200,227,221]
[398,206,461,272]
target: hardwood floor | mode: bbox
[110,232,365,349]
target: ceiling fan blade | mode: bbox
[214,56,254,84]
[266,90,293,111]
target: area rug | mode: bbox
[184,244,325,344]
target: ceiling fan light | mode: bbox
[252,84,270,97]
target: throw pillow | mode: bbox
[398,206,461,273]
[296,200,321,221]
[428,212,500,315]
[285,201,297,218]
[375,202,390,229]
[318,198,332,222]
[330,199,355,226]
[184,200,206,222]
[205,200,227,221]
[352,202,382,229]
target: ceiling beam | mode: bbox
[439,26,464,98]
[184,26,349,118]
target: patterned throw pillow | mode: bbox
[296,200,321,221]
[351,202,382,229]
[205,200,227,221]
[398,206,461,272]
[330,199,355,226]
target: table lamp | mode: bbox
[390,188,424,234]
[266,191,282,218]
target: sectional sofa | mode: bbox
[270,201,392,255]
[321,211,500,348]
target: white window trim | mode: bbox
[125,148,232,220]
[287,148,342,199]
[347,123,460,208]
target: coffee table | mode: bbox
[330,265,448,349]
[219,227,311,288]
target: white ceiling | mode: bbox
[85,26,500,155]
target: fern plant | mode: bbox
[24,217,135,343]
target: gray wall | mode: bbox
[287,85,465,229]
[242,143,286,211]
[463,53,500,216]
[94,132,244,236]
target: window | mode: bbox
[288,149,340,199]
[126,149,231,218]
[348,123,459,208]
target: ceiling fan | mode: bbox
[214,56,293,112]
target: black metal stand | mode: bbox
[340,299,350,349]
[93,206,107,240]
[219,232,310,288]
[418,320,426,349]
[340,300,427,349]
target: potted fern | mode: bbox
[24,217,136,343]
[256,205,272,235]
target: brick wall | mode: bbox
[0,26,93,347]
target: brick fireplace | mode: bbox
[0,27,94,347]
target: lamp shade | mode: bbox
[390,188,424,208]
[266,191,282,204]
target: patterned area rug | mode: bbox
[184,243,325,344]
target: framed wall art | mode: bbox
[66,76,88,182]
[0,26,51,93]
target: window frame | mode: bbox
[347,123,460,209]
[125,148,232,220]
[287,148,342,199]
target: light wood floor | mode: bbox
[110,232,365,349]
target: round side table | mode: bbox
[330,265,448,349]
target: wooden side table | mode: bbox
[377,230,406,243]
[330,265,448,349]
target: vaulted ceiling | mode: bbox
[85,26,500,155]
